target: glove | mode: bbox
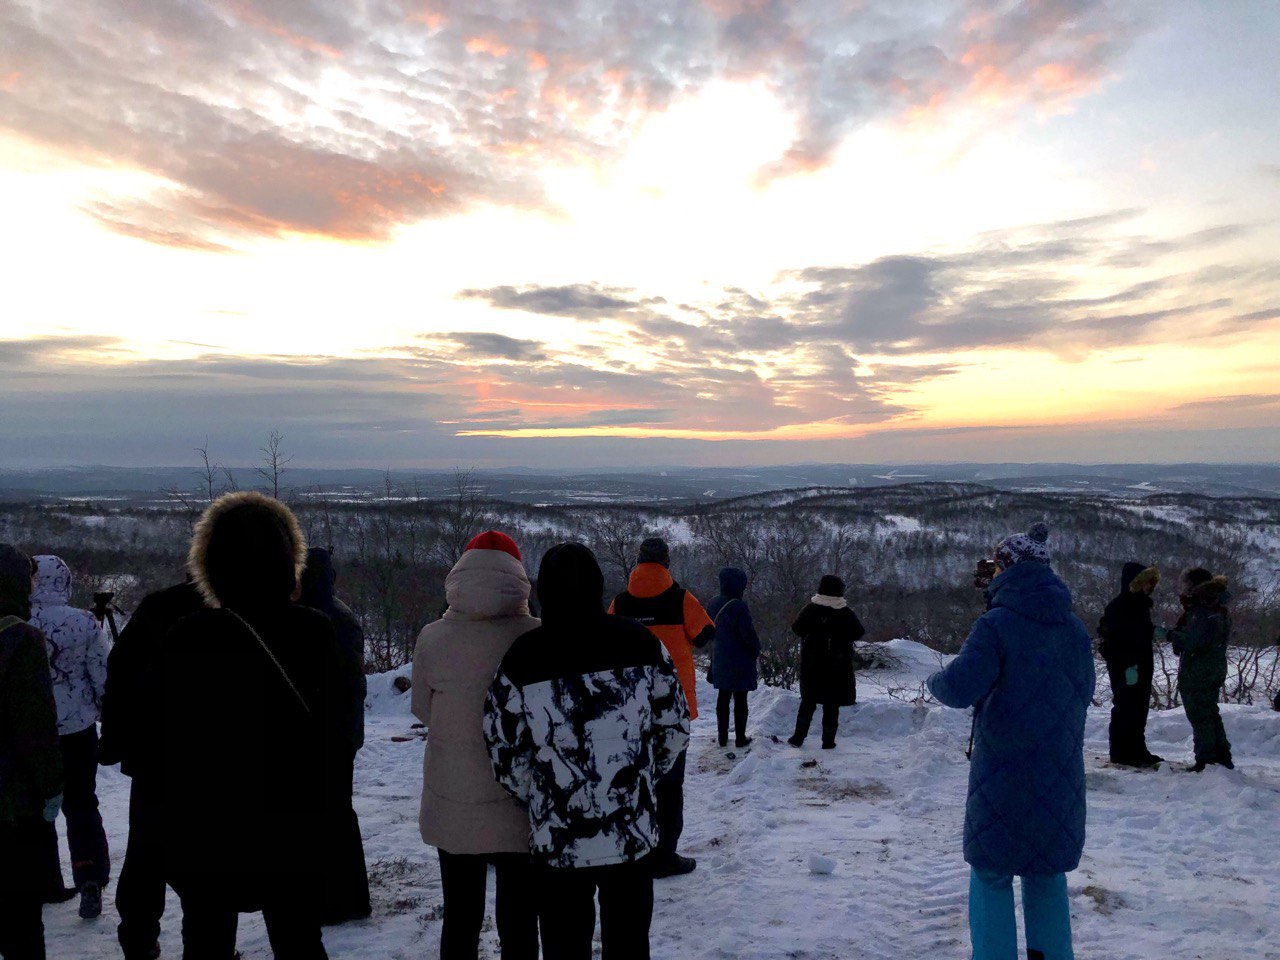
[1153,626,1168,641]
[1124,666,1138,687]
[42,793,63,823]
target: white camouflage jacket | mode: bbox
[30,555,109,736]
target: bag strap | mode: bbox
[223,609,311,717]
[0,616,22,635]
[713,598,740,629]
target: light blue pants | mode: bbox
[969,868,1073,960]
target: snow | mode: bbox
[46,642,1280,959]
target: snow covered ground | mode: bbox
[47,641,1280,959]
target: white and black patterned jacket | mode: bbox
[484,613,690,868]
[30,556,109,736]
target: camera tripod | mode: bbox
[91,591,126,643]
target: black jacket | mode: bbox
[1097,564,1155,677]
[299,548,367,754]
[793,600,865,706]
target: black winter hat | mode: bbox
[538,542,605,623]
[818,574,845,597]
[637,537,670,567]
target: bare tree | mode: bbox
[194,437,222,502]
[255,429,292,499]
[434,469,491,567]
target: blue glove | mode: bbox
[42,793,63,823]
[1124,666,1139,686]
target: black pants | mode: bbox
[323,752,370,924]
[176,883,327,960]
[1106,665,1153,763]
[0,819,46,960]
[116,777,168,958]
[437,850,537,960]
[654,749,687,861]
[536,860,653,960]
[793,700,840,745]
[716,690,748,745]
[40,725,110,892]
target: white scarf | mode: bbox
[810,594,847,609]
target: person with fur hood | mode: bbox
[0,543,64,960]
[29,554,110,919]
[1168,568,1233,771]
[485,543,690,960]
[787,576,865,750]
[161,492,351,959]
[1097,563,1162,768]
[707,567,761,749]
[927,523,1095,960]
[411,531,541,960]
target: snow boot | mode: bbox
[735,736,753,749]
[821,740,836,750]
[125,944,161,960]
[79,881,103,920]
[787,736,804,748]
[651,854,697,879]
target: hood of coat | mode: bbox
[299,547,337,612]
[0,543,33,619]
[188,491,307,609]
[988,561,1075,625]
[1119,562,1146,593]
[1188,575,1230,607]
[627,562,675,599]
[718,567,748,599]
[538,542,605,625]
[31,555,72,607]
[445,548,532,620]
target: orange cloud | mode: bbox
[466,37,511,57]
[0,71,20,91]
[219,1,343,59]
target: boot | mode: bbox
[650,854,697,879]
[79,881,103,920]
[735,736,753,749]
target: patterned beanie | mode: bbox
[995,522,1051,568]
[465,530,522,561]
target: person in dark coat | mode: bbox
[98,578,205,960]
[787,576,864,749]
[161,492,350,960]
[927,523,1095,960]
[1168,568,1233,771]
[707,567,760,749]
[0,544,65,960]
[1097,563,1162,768]
[298,548,371,926]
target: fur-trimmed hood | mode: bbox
[1186,574,1230,607]
[188,491,306,609]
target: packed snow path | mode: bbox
[46,641,1280,959]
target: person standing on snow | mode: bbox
[298,548,372,927]
[708,567,761,749]
[1097,563,1162,768]
[927,523,1095,960]
[0,544,65,960]
[412,532,540,960]
[787,575,865,750]
[161,492,350,959]
[1168,567,1234,771]
[29,554,110,920]
[609,537,712,878]
[486,543,689,960]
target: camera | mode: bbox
[91,591,115,618]
[973,559,998,590]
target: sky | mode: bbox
[1,0,1278,470]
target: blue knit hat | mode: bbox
[995,522,1051,567]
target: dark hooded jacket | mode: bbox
[1170,576,1231,699]
[793,597,865,707]
[1097,563,1156,677]
[927,562,1096,875]
[160,493,349,900]
[707,567,760,693]
[299,548,367,753]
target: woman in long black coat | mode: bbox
[788,575,865,749]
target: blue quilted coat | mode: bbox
[927,562,1096,876]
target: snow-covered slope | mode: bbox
[48,642,1280,959]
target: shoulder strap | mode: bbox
[223,609,311,716]
[0,616,22,635]
[713,598,740,628]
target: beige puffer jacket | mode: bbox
[412,548,539,854]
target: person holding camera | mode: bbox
[0,544,65,960]
[1097,563,1162,768]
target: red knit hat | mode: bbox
[465,530,522,561]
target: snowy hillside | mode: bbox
[48,641,1280,959]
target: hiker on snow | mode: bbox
[609,537,713,878]
[161,492,352,959]
[788,576,865,750]
[1097,563,1162,768]
[29,554,111,919]
[486,543,689,960]
[927,523,1095,960]
[708,567,760,749]
[1168,567,1234,771]
[0,544,64,960]
[412,532,540,960]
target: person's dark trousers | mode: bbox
[437,850,538,960]
[715,691,748,745]
[1106,665,1153,763]
[536,859,653,960]
[323,751,371,925]
[1182,684,1232,766]
[792,700,840,745]
[177,884,328,960]
[44,725,111,890]
[653,749,687,861]
[0,819,48,960]
[116,777,167,958]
